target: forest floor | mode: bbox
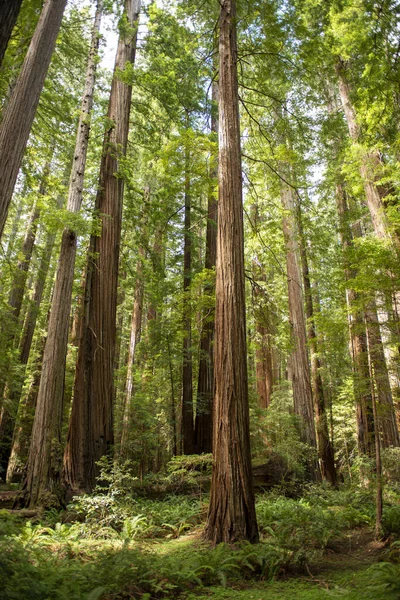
[182,529,391,599]
[0,480,399,599]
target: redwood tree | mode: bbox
[20,1,104,506]
[64,0,140,494]
[0,0,68,239]
[0,0,23,66]
[204,0,258,545]
[195,78,218,454]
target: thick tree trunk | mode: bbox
[0,0,67,239]
[0,0,23,66]
[64,0,140,494]
[297,207,337,486]
[204,0,258,545]
[280,184,318,454]
[182,138,195,455]
[20,2,103,506]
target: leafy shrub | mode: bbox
[69,493,204,539]
[368,562,400,599]
[382,506,400,536]
[0,510,19,537]
[381,447,400,486]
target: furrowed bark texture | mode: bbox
[20,2,104,507]
[336,182,375,456]
[64,0,140,494]
[195,79,218,454]
[297,208,337,486]
[0,0,23,66]
[364,302,400,449]
[204,0,258,545]
[0,0,67,239]
[2,194,62,481]
[280,185,317,452]
[0,159,51,468]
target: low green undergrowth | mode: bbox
[1,483,399,599]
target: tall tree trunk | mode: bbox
[280,184,318,456]
[0,0,67,239]
[0,0,23,67]
[336,181,375,456]
[20,2,103,506]
[182,134,195,454]
[6,333,46,484]
[204,0,258,545]
[364,301,400,448]
[120,245,145,456]
[195,80,218,454]
[64,0,140,494]
[297,206,337,485]
[366,327,383,536]
[0,200,40,471]
[252,270,274,410]
[0,193,62,479]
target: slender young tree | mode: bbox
[336,60,398,248]
[0,0,24,66]
[336,181,375,456]
[181,129,195,455]
[5,206,62,483]
[120,189,149,456]
[280,182,318,456]
[0,0,68,239]
[64,0,140,494]
[296,204,337,485]
[364,302,399,448]
[204,0,258,545]
[195,78,218,454]
[21,1,103,506]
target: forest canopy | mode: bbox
[0,0,400,597]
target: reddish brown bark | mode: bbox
[0,0,23,66]
[204,0,258,545]
[1,193,62,480]
[64,0,140,494]
[0,0,67,239]
[364,301,400,448]
[297,207,337,486]
[19,2,104,507]
[280,184,317,453]
[336,182,375,456]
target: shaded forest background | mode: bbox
[0,0,399,556]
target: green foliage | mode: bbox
[260,384,317,482]
[382,506,400,537]
[1,486,399,599]
[368,562,400,599]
